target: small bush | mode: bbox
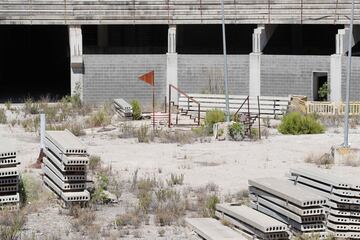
[131,100,142,120]
[228,122,244,141]
[137,124,150,143]
[4,101,11,111]
[119,123,136,138]
[305,153,334,168]
[278,112,325,135]
[203,195,220,218]
[115,211,142,229]
[0,210,26,240]
[88,106,111,128]
[24,98,39,115]
[89,155,102,172]
[166,173,184,187]
[205,109,225,133]
[0,109,7,124]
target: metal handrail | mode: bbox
[168,84,201,127]
[234,96,250,117]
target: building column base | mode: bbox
[249,52,262,97]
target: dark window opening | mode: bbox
[177,24,254,54]
[0,26,70,102]
[82,25,168,54]
[313,72,328,101]
[264,25,342,55]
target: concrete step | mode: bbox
[186,218,247,240]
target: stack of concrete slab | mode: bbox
[186,218,248,240]
[249,178,327,236]
[290,168,360,239]
[0,141,20,210]
[216,204,289,239]
[114,98,133,118]
[43,129,90,203]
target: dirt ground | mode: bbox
[1,120,360,239]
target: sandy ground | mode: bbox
[1,122,360,239]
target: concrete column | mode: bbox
[69,25,83,100]
[166,25,178,102]
[330,26,360,102]
[249,25,276,97]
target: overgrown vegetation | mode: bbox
[278,112,325,135]
[228,122,244,141]
[131,100,142,120]
[304,153,334,168]
[0,210,26,240]
[204,109,225,133]
[0,109,7,124]
[87,105,112,128]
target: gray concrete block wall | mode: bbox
[341,56,360,101]
[178,55,249,95]
[261,55,330,99]
[83,55,166,107]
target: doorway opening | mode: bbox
[313,72,328,101]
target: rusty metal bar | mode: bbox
[168,84,171,128]
[234,96,249,117]
[258,96,261,140]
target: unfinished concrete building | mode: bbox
[0,1,359,105]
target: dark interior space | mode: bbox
[264,24,342,55]
[177,24,255,54]
[313,72,328,101]
[0,26,70,102]
[82,25,168,54]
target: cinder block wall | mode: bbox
[83,55,166,107]
[178,55,249,95]
[261,55,330,99]
[341,56,360,101]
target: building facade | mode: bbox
[0,1,360,105]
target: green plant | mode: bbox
[131,100,142,120]
[88,106,111,128]
[137,124,150,143]
[4,101,11,111]
[318,82,330,101]
[89,155,102,172]
[0,109,7,124]
[278,112,325,135]
[203,195,220,218]
[0,210,26,240]
[228,122,244,141]
[204,109,225,133]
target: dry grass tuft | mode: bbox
[305,153,334,168]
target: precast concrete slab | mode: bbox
[214,211,289,240]
[44,176,90,202]
[250,202,326,232]
[0,193,19,204]
[0,177,18,186]
[290,174,359,197]
[290,180,360,205]
[248,178,326,207]
[0,185,18,193]
[43,153,86,172]
[0,158,20,167]
[45,130,88,155]
[43,166,86,191]
[249,187,324,216]
[327,214,360,224]
[327,221,360,231]
[44,139,89,165]
[0,203,19,211]
[328,230,360,239]
[0,167,19,178]
[216,204,287,233]
[324,206,360,217]
[185,218,248,240]
[290,168,360,191]
[44,158,86,182]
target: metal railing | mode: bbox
[168,84,200,127]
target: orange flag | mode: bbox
[138,70,154,86]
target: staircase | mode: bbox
[233,96,260,139]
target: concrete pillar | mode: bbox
[69,25,83,100]
[249,25,276,97]
[166,25,178,102]
[330,26,360,102]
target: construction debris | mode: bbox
[114,98,133,118]
[0,141,20,211]
[290,168,360,239]
[216,204,289,239]
[42,129,90,205]
[249,178,327,237]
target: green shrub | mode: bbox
[228,122,244,141]
[203,195,220,218]
[89,155,102,172]
[131,100,142,120]
[205,109,225,133]
[0,109,6,124]
[278,112,325,135]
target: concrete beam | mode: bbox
[252,25,277,53]
[336,25,360,55]
[69,25,84,100]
